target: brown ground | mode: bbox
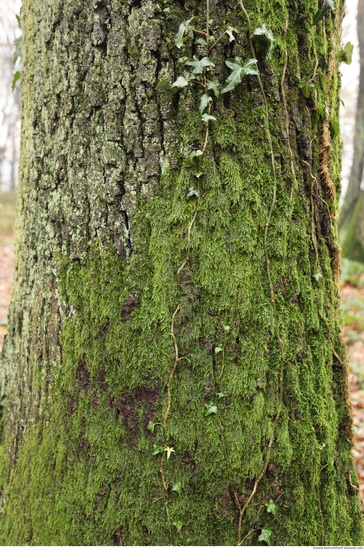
[0,192,364,500]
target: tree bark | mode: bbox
[340,0,364,261]
[0,0,362,545]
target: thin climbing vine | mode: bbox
[147,0,288,540]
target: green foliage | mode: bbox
[253,24,275,59]
[172,76,189,88]
[313,0,335,26]
[172,481,182,495]
[175,17,194,49]
[199,94,212,114]
[186,186,199,199]
[185,56,215,75]
[12,70,21,91]
[299,80,315,98]
[226,26,237,42]
[164,446,175,459]
[204,402,217,416]
[221,58,259,94]
[258,526,273,544]
[336,42,353,65]
[265,499,277,515]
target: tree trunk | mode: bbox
[340,0,364,261]
[0,0,362,545]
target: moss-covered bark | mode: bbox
[0,0,362,545]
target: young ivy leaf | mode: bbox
[217,391,227,399]
[265,499,277,515]
[152,443,164,455]
[226,25,237,42]
[164,446,175,459]
[199,94,212,113]
[175,17,194,48]
[336,41,353,65]
[214,346,223,354]
[172,76,189,88]
[253,24,275,60]
[12,70,22,91]
[204,402,217,416]
[221,57,259,94]
[201,113,216,123]
[173,521,184,532]
[258,527,273,545]
[147,420,155,433]
[172,481,182,495]
[313,0,335,26]
[298,81,315,99]
[206,79,220,97]
[185,56,215,75]
[186,186,199,199]
[189,150,203,161]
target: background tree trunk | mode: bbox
[0,0,362,545]
[340,0,364,261]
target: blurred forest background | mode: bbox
[1,0,364,497]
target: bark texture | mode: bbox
[340,0,364,261]
[0,0,362,545]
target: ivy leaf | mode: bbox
[199,94,212,113]
[336,41,353,65]
[214,346,223,353]
[258,527,273,545]
[217,391,227,399]
[172,76,189,88]
[175,17,194,48]
[173,520,184,531]
[221,57,259,94]
[194,171,203,178]
[12,71,22,91]
[186,186,199,199]
[253,24,275,59]
[201,113,216,123]
[206,79,220,97]
[189,150,203,161]
[265,499,277,515]
[226,25,237,42]
[313,0,335,26]
[147,420,155,432]
[185,56,215,75]
[223,325,230,332]
[204,402,217,416]
[299,81,315,98]
[152,443,164,455]
[164,446,175,459]
[172,481,182,495]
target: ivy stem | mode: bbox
[206,0,210,43]
[208,30,227,54]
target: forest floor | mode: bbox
[0,193,364,499]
